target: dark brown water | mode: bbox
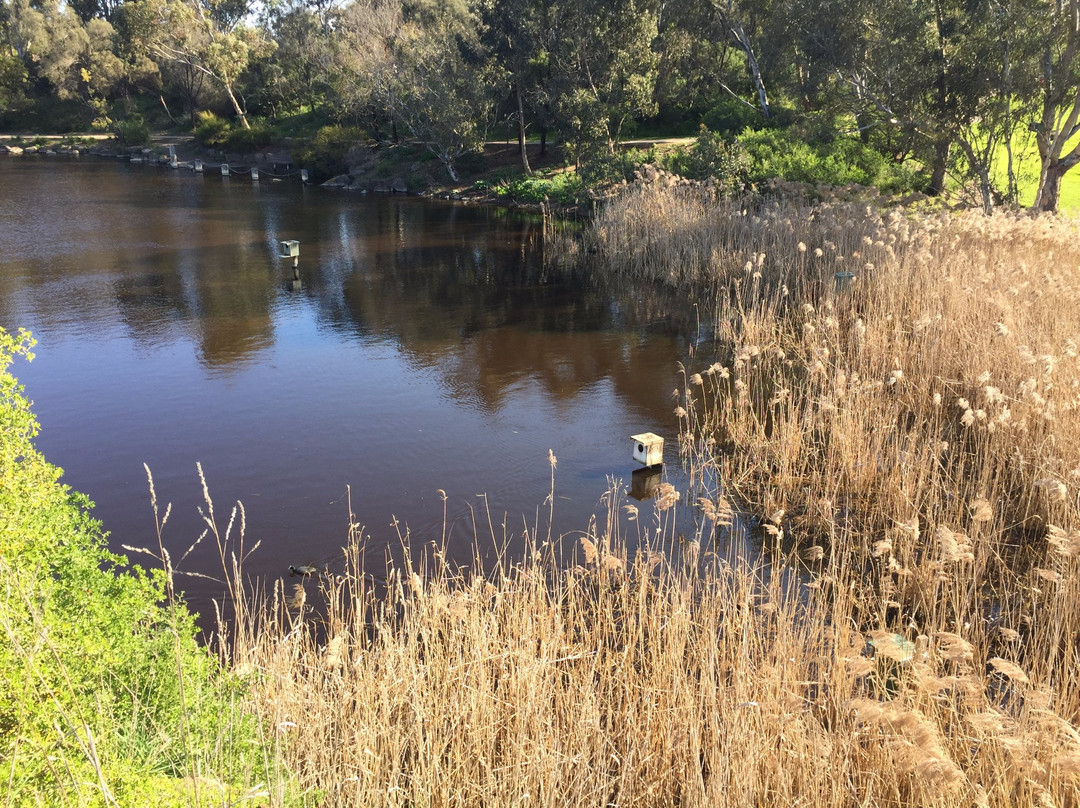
[0,156,710,618]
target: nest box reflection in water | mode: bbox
[630,466,663,501]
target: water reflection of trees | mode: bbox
[304,200,699,418]
[0,165,700,412]
[0,167,281,370]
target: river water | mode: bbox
[0,156,714,619]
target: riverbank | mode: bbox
[5,125,1056,217]
[0,132,584,211]
[0,125,929,214]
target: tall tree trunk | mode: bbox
[855,111,871,144]
[1037,163,1063,212]
[223,81,251,129]
[958,139,994,215]
[368,104,382,141]
[1033,0,1080,211]
[928,136,950,195]
[928,0,949,196]
[730,20,769,119]
[1002,42,1018,203]
[516,84,532,174]
[436,147,459,182]
[1035,155,1080,212]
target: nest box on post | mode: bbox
[631,432,664,467]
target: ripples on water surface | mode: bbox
[0,157,711,617]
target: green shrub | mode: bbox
[454,149,487,176]
[578,147,656,187]
[193,110,231,148]
[30,97,91,133]
[492,171,585,205]
[737,128,927,194]
[701,97,762,136]
[294,124,368,182]
[114,116,151,147]
[224,119,276,153]
[0,327,265,805]
[195,112,277,154]
[662,125,751,192]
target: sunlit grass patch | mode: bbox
[989,120,1080,211]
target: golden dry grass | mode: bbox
[201,179,1080,807]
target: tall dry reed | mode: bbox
[197,181,1080,806]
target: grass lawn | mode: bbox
[991,123,1080,211]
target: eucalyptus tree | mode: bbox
[708,0,774,119]
[480,0,548,172]
[939,0,1044,211]
[66,0,126,24]
[548,0,659,163]
[326,0,400,136]
[329,0,495,180]
[1027,0,1080,211]
[260,2,336,112]
[132,0,273,128]
[0,0,33,117]
[653,0,756,126]
[382,0,494,180]
[3,0,124,124]
[0,48,29,121]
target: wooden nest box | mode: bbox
[631,432,664,467]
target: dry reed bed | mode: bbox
[221,183,1080,806]
[225,512,1080,807]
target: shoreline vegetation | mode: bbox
[4,123,1077,218]
[4,173,1080,805]
[2,119,1064,215]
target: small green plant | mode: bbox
[194,110,231,148]
[294,124,368,182]
[662,125,751,192]
[114,115,151,147]
[0,327,273,805]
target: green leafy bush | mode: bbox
[293,124,367,182]
[701,97,762,136]
[0,327,263,805]
[193,110,231,148]
[491,171,585,205]
[194,111,276,153]
[114,116,151,147]
[737,128,927,194]
[454,149,487,176]
[224,120,276,153]
[578,147,657,187]
[662,125,751,192]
